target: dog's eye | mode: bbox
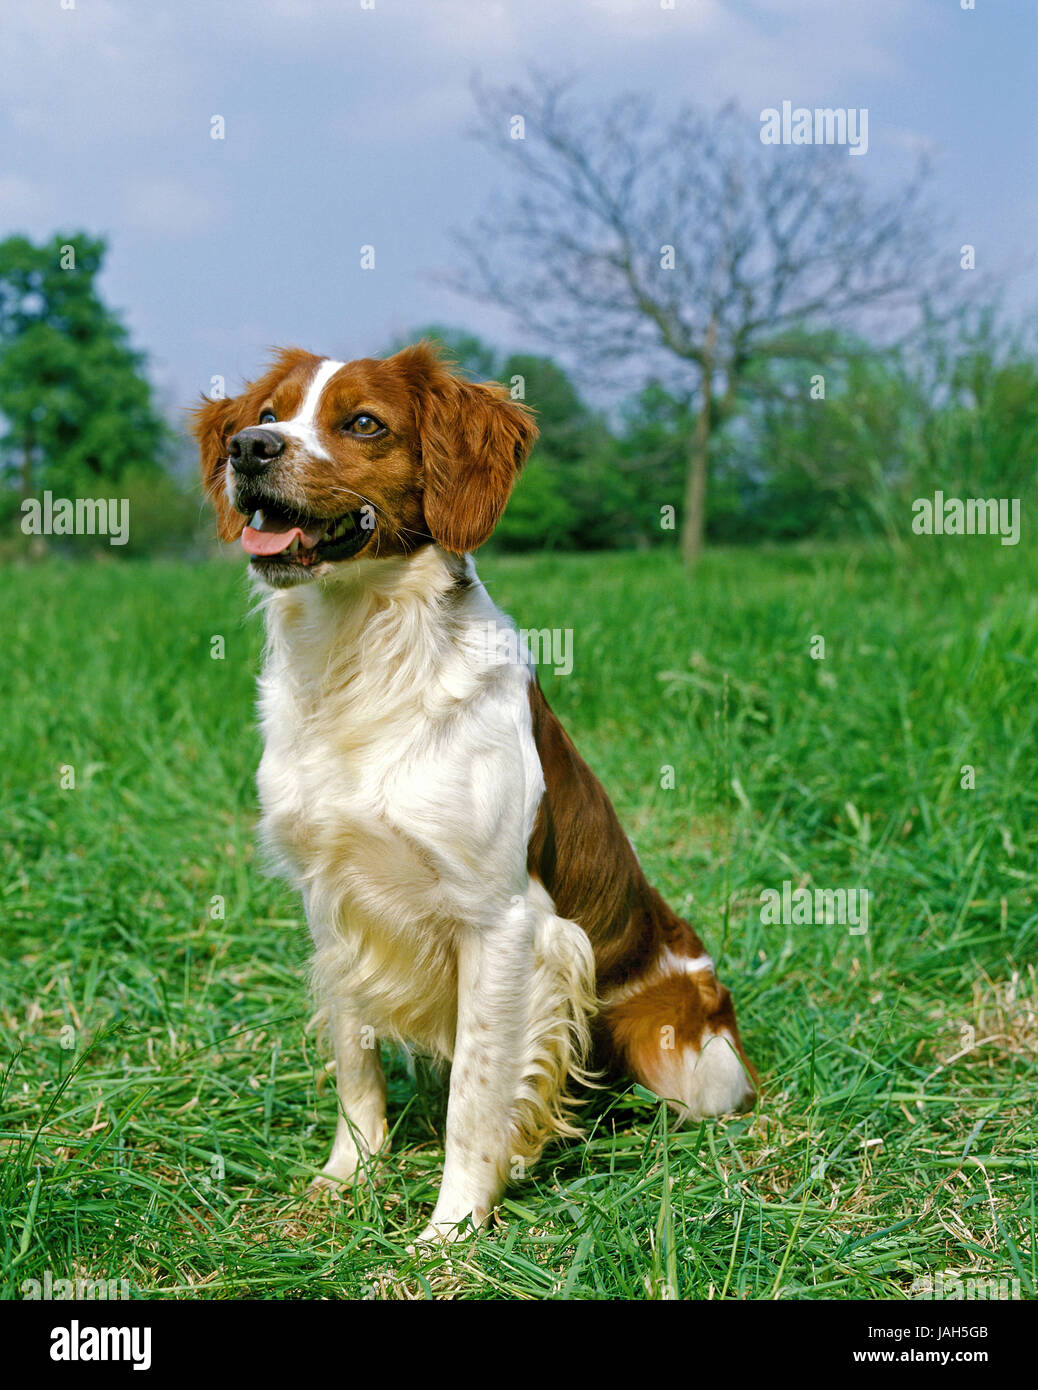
[259,409,277,424]
[347,414,384,437]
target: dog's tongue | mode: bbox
[241,514,324,556]
[241,525,304,556]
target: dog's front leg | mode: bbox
[310,993,388,1191]
[305,898,388,1190]
[419,900,535,1242]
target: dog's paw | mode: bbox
[304,1173,350,1201]
[407,1214,479,1254]
[305,1156,366,1199]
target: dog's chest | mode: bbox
[255,656,537,925]
[255,674,466,1045]
[250,574,545,1047]
[256,676,441,912]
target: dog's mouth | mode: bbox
[240,506,371,569]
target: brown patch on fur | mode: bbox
[526,678,706,988]
[526,677,756,1096]
[608,975,709,1077]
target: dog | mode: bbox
[192,343,756,1241]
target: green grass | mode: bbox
[1,541,1036,1300]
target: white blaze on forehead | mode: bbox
[296,358,346,425]
[274,358,346,459]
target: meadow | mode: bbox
[1,541,1035,1300]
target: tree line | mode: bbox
[6,80,1036,561]
[0,253,1033,558]
[391,317,1038,554]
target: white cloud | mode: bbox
[121,177,220,240]
[0,173,53,225]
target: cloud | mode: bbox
[0,172,53,226]
[888,127,940,160]
[121,177,220,240]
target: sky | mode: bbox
[1,0,1035,420]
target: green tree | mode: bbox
[0,232,167,501]
[715,343,924,543]
[613,383,694,546]
[713,310,1038,546]
[906,306,1038,502]
[496,352,613,550]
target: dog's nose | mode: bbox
[228,427,285,477]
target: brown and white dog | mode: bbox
[193,343,756,1241]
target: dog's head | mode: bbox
[191,342,537,587]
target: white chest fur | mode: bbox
[253,546,545,1056]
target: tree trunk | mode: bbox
[681,376,712,570]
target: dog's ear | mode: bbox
[413,358,538,554]
[191,394,247,542]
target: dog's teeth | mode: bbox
[288,536,300,554]
[251,510,264,529]
[325,514,356,542]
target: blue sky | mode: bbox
[2,0,1034,417]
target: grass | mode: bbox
[1,539,1036,1300]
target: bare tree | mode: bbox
[450,76,950,567]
